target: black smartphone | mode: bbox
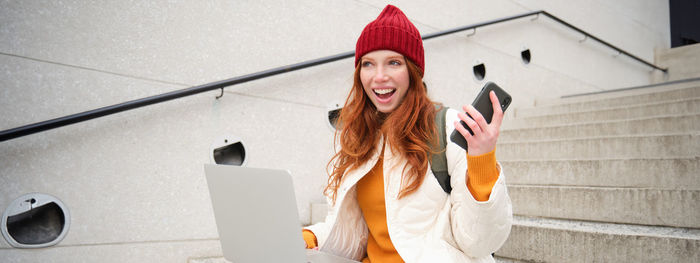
[449,82,512,151]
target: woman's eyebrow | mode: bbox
[363,55,404,61]
[361,57,376,62]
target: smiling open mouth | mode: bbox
[374,88,396,100]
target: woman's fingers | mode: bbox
[457,111,481,136]
[463,104,487,133]
[489,91,504,128]
[454,92,506,155]
[454,120,472,139]
[464,117,480,136]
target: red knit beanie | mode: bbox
[355,5,424,74]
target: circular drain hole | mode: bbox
[211,136,247,166]
[2,193,70,248]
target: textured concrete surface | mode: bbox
[310,202,330,225]
[501,114,700,141]
[0,54,180,131]
[502,158,700,190]
[497,216,700,263]
[361,0,669,63]
[0,89,335,248]
[497,134,699,160]
[423,32,601,111]
[508,98,700,127]
[0,1,381,86]
[0,239,223,263]
[519,84,700,117]
[497,73,700,261]
[509,186,700,228]
[190,256,231,263]
[655,43,700,82]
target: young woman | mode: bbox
[304,5,512,263]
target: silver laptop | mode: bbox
[204,164,359,263]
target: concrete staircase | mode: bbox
[193,81,700,263]
[494,81,700,262]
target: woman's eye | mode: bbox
[389,60,402,66]
[361,61,373,67]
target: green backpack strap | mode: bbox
[430,104,451,193]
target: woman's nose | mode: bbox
[374,67,389,82]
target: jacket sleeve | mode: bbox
[304,198,337,248]
[304,139,343,247]
[444,108,513,258]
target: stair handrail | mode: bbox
[0,10,667,142]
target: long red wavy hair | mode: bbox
[324,58,439,204]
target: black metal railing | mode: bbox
[0,10,667,142]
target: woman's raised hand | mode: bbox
[453,91,504,156]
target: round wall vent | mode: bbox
[2,193,70,248]
[473,61,486,81]
[210,136,247,166]
[521,48,532,64]
[327,102,342,130]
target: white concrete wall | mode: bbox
[654,43,700,82]
[0,0,670,261]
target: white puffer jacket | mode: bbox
[305,109,513,263]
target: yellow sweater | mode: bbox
[356,152,402,263]
[304,150,500,262]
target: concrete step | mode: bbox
[505,98,700,127]
[534,79,700,107]
[496,215,700,263]
[501,157,700,190]
[494,256,531,263]
[517,85,700,118]
[189,257,229,263]
[508,185,700,228]
[496,134,699,160]
[500,113,700,142]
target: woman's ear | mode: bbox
[422,81,428,92]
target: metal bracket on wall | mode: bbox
[216,88,224,99]
[579,35,588,43]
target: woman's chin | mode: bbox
[375,104,398,114]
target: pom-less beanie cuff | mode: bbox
[355,5,424,74]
